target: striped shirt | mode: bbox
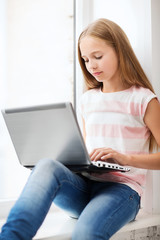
[79,85,156,195]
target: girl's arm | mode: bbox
[90,98,160,170]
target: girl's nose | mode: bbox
[88,60,97,71]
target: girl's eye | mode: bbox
[82,55,102,63]
[95,56,102,59]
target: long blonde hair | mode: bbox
[78,18,156,152]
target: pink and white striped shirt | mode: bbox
[79,85,156,196]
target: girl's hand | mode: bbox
[89,148,131,166]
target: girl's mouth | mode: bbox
[93,72,102,76]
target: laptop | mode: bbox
[2,102,130,173]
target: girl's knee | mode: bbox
[33,158,69,181]
[31,159,62,179]
[36,158,55,168]
[35,158,61,172]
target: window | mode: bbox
[0,0,75,199]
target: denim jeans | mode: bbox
[0,159,140,240]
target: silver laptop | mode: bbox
[2,102,130,173]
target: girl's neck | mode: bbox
[102,82,130,93]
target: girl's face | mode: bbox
[80,36,120,87]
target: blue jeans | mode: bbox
[0,159,140,240]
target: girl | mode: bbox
[1,18,160,240]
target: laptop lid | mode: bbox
[2,102,91,168]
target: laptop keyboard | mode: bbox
[91,161,130,171]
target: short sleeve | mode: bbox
[141,89,157,118]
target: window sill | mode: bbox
[34,210,160,240]
[0,200,160,240]
[35,210,160,240]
